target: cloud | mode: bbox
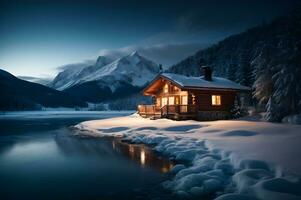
[97,43,209,68]
[18,76,52,85]
[56,60,95,71]
[58,42,208,73]
[143,0,292,46]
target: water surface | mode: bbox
[0,112,174,200]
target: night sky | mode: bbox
[0,0,298,78]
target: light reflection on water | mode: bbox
[141,149,146,165]
[111,138,174,173]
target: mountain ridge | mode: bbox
[51,51,159,91]
[50,51,160,103]
[0,69,86,110]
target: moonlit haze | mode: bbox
[0,0,298,78]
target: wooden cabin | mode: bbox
[138,67,251,120]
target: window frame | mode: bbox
[163,83,169,93]
[211,95,222,106]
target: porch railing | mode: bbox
[161,105,197,116]
[138,104,197,118]
[137,105,161,118]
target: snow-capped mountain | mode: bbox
[50,51,160,102]
[50,58,110,90]
[51,51,159,91]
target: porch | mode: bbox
[137,104,197,120]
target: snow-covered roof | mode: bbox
[161,73,251,91]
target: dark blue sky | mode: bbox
[0,0,298,77]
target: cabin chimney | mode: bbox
[202,66,212,81]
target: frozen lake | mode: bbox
[0,112,174,200]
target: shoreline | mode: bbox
[0,110,135,119]
[75,114,301,200]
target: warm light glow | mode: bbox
[192,94,196,105]
[212,95,221,105]
[161,167,169,173]
[140,149,145,165]
[175,96,179,104]
[163,83,168,93]
[156,98,161,107]
[161,163,175,173]
[162,97,168,107]
[129,145,135,158]
[180,95,188,112]
[181,95,188,105]
[129,145,134,153]
[168,96,174,105]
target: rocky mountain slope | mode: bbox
[51,51,160,103]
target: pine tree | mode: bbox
[265,96,281,122]
[252,45,275,105]
[272,53,301,120]
[236,50,253,87]
[227,62,237,81]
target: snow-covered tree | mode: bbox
[265,96,281,122]
[236,50,253,87]
[227,63,237,81]
[272,53,301,119]
[168,9,301,122]
[252,45,275,105]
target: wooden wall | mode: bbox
[144,77,237,112]
[189,89,236,111]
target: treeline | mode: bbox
[168,8,301,122]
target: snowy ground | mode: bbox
[75,114,301,200]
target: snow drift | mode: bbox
[75,114,301,200]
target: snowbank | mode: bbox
[282,114,301,125]
[75,114,301,200]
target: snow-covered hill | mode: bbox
[51,51,160,91]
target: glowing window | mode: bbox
[175,96,180,105]
[163,84,168,93]
[173,86,179,92]
[161,97,168,107]
[168,97,174,105]
[211,95,221,106]
[181,96,188,105]
[156,98,161,107]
